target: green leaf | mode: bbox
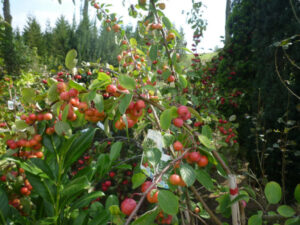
[54,121,72,136]
[248,213,262,225]
[277,205,296,218]
[132,208,159,225]
[195,169,214,191]
[180,164,196,187]
[294,184,300,204]
[145,148,161,168]
[22,88,35,104]
[98,72,111,83]
[264,181,282,204]
[187,106,202,122]
[178,75,187,88]
[162,70,172,79]
[96,154,111,178]
[198,135,215,151]
[94,94,104,112]
[68,80,87,91]
[119,94,133,114]
[160,107,178,130]
[130,38,137,47]
[71,191,104,211]
[64,128,96,169]
[65,49,78,70]
[132,173,147,189]
[15,120,28,130]
[0,188,9,218]
[118,75,136,90]
[62,104,69,122]
[149,45,158,61]
[105,195,119,210]
[158,190,178,215]
[61,176,90,200]
[202,125,213,140]
[47,83,59,103]
[109,141,122,162]
[285,217,300,225]
[162,16,172,30]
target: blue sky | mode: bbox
[5,0,225,52]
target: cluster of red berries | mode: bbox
[156,212,173,224]
[6,134,44,159]
[115,100,146,130]
[173,105,191,128]
[173,141,209,167]
[20,112,53,125]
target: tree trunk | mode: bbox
[225,0,231,44]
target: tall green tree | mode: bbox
[23,16,45,57]
[1,0,18,75]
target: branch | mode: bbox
[275,48,300,100]
[124,147,192,225]
[190,186,223,225]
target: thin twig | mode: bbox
[275,48,300,100]
[179,206,209,225]
[190,186,223,225]
[124,147,192,225]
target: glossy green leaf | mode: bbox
[65,49,78,69]
[22,88,35,104]
[149,45,158,61]
[132,173,147,189]
[54,121,72,136]
[277,205,296,218]
[109,141,122,162]
[162,16,172,30]
[69,80,87,91]
[94,94,104,112]
[195,169,214,191]
[119,94,133,114]
[47,84,59,103]
[63,128,96,169]
[105,195,119,210]
[61,176,90,200]
[198,135,215,151]
[178,75,187,88]
[285,217,300,225]
[15,120,28,130]
[264,181,282,204]
[0,188,9,218]
[132,208,159,225]
[202,125,213,140]
[160,107,178,130]
[248,213,262,225]
[158,190,178,215]
[71,191,104,211]
[180,164,196,187]
[118,75,136,90]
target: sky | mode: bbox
[5,0,225,52]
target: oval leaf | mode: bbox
[277,205,296,218]
[132,173,147,189]
[264,181,282,204]
[180,164,196,187]
[118,75,136,90]
[158,190,178,215]
[294,184,300,204]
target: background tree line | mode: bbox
[0,0,186,76]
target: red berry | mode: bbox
[106,84,117,94]
[135,100,146,110]
[141,181,152,193]
[109,171,116,178]
[20,187,29,195]
[68,88,79,98]
[197,155,208,167]
[173,141,183,151]
[1,175,6,182]
[105,181,112,187]
[189,152,201,162]
[173,117,183,127]
[60,91,70,101]
[169,174,182,186]
[29,114,37,121]
[121,198,136,216]
[43,113,53,121]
